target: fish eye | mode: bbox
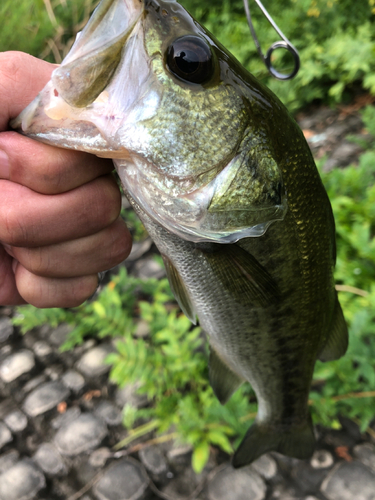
[166,35,214,84]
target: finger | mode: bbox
[0,52,55,130]
[7,217,131,278]
[0,245,26,305]
[0,131,114,194]
[14,262,99,308]
[0,174,121,247]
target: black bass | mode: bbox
[12,0,348,467]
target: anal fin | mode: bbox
[209,347,243,404]
[319,296,348,362]
[232,418,315,468]
[161,255,197,324]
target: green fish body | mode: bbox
[12,0,348,467]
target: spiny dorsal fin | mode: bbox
[318,296,348,362]
[209,346,243,405]
[162,255,197,324]
[198,243,280,308]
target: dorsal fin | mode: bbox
[161,255,197,324]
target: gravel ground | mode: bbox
[1,104,375,500]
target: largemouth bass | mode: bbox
[12,0,348,467]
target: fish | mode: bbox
[12,0,348,467]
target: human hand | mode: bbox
[0,52,132,307]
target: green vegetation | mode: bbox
[6,0,375,473]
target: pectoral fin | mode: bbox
[318,297,348,362]
[209,347,243,404]
[199,243,279,308]
[162,255,197,324]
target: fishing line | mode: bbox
[243,0,300,80]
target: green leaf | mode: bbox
[192,441,210,474]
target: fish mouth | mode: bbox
[11,0,146,156]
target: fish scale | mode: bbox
[12,0,348,467]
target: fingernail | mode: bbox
[12,259,18,274]
[0,149,10,179]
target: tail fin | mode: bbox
[232,419,315,468]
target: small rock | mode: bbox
[51,406,81,430]
[0,422,12,450]
[0,450,19,474]
[207,465,266,500]
[49,324,72,347]
[89,447,112,468]
[134,258,165,280]
[162,467,198,498]
[32,341,53,360]
[44,364,64,381]
[61,370,85,393]
[354,443,375,473]
[94,458,149,500]
[0,459,46,500]
[321,461,375,500]
[115,384,148,409]
[94,401,122,426]
[127,238,153,261]
[251,453,277,479]
[3,410,27,433]
[76,344,113,377]
[310,449,334,469]
[134,320,151,338]
[291,461,327,494]
[34,443,66,476]
[23,381,70,417]
[0,350,35,383]
[139,445,168,477]
[55,413,107,456]
[166,445,192,472]
[0,318,13,343]
[22,374,47,394]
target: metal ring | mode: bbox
[265,41,300,81]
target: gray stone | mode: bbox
[0,459,46,500]
[44,364,64,381]
[321,461,375,500]
[49,323,72,347]
[310,449,334,469]
[251,453,277,479]
[139,445,168,476]
[354,443,375,473]
[0,350,35,383]
[55,413,107,456]
[134,320,151,338]
[208,465,266,500]
[95,401,122,426]
[33,340,53,359]
[23,381,70,417]
[162,467,198,498]
[76,344,113,377]
[0,422,12,450]
[51,406,81,430]
[61,369,85,393]
[0,318,13,343]
[3,410,27,433]
[115,383,148,409]
[34,443,66,476]
[22,374,47,393]
[89,447,112,468]
[134,258,165,280]
[0,450,19,474]
[94,458,149,500]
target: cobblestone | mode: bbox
[3,410,28,433]
[0,459,46,500]
[55,413,107,456]
[207,465,266,500]
[0,350,35,383]
[23,380,70,417]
